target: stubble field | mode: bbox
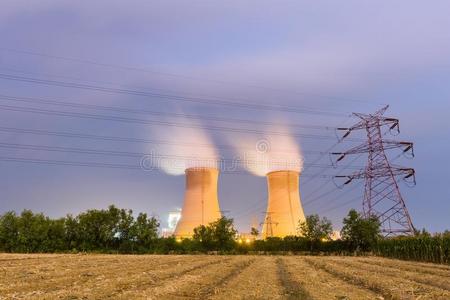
[0,254,449,299]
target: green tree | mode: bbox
[341,209,381,252]
[77,206,120,251]
[209,217,237,251]
[64,214,79,251]
[192,224,214,251]
[17,210,51,253]
[0,211,19,252]
[298,214,333,251]
[193,217,237,251]
[43,218,66,252]
[133,213,160,252]
[116,208,135,252]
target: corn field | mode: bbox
[375,235,450,264]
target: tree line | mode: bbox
[0,205,448,264]
[0,206,159,253]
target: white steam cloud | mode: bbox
[230,125,304,176]
[148,117,218,175]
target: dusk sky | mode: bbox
[1,1,449,233]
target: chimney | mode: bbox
[174,167,222,238]
[262,170,306,238]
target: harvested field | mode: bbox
[0,254,449,299]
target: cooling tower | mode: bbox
[262,170,306,238]
[174,167,222,238]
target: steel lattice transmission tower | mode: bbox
[333,105,416,236]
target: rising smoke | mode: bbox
[148,117,218,175]
[230,124,304,176]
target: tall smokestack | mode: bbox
[174,167,222,238]
[262,170,306,238]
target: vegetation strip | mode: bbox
[303,258,389,299]
[276,258,313,300]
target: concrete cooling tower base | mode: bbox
[174,167,221,238]
[262,170,306,238]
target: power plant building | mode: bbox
[262,170,306,238]
[174,167,222,238]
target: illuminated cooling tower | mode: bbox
[262,170,306,238]
[174,167,222,238]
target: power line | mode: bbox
[0,94,335,131]
[311,152,408,215]
[0,73,350,117]
[306,181,363,207]
[0,126,330,154]
[302,153,364,200]
[0,47,386,106]
[0,155,339,178]
[0,142,365,170]
[0,156,142,170]
[300,120,393,194]
[234,155,364,217]
[317,194,362,215]
[0,104,365,141]
[0,126,287,154]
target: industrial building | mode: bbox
[174,167,222,238]
[261,170,306,238]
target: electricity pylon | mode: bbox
[333,105,416,236]
[261,212,278,238]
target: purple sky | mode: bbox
[1,1,449,232]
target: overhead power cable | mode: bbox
[302,153,364,200]
[0,73,350,117]
[0,94,334,131]
[0,142,365,170]
[0,47,386,106]
[0,126,328,154]
[0,156,338,178]
[0,104,365,141]
[307,142,408,211]
[318,195,362,215]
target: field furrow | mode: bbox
[354,256,450,278]
[121,256,254,299]
[373,256,450,272]
[276,257,313,300]
[209,256,284,300]
[117,256,233,298]
[282,256,380,300]
[304,257,450,300]
[328,257,450,291]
